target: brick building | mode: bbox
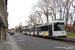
[0,0,8,44]
[66,24,73,31]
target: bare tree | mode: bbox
[68,13,73,31]
[25,20,31,26]
[28,14,38,25]
[28,0,74,26]
[49,0,61,19]
[35,11,44,24]
[35,0,51,23]
[61,0,74,27]
[31,6,44,24]
[32,0,62,23]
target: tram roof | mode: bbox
[22,19,65,28]
[35,19,64,27]
[50,19,64,23]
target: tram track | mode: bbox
[48,38,75,44]
[57,38,75,44]
[29,35,75,44]
[22,33,75,45]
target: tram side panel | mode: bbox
[29,29,31,35]
[37,27,39,36]
[37,26,49,37]
[38,27,44,36]
[35,27,38,35]
[31,27,34,36]
[26,29,29,35]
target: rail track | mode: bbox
[31,35,75,44]
[57,38,75,44]
[22,34,75,44]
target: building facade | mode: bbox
[0,0,8,44]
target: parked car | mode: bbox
[8,31,10,33]
[10,32,15,35]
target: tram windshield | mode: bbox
[54,23,65,31]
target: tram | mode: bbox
[22,28,28,35]
[24,19,67,38]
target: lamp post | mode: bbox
[57,4,62,19]
[60,4,62,19]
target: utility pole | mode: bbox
[60,4,62,19]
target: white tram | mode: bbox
[25,19,67,38]
[22,28,28,35]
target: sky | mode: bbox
[7,0,38,29]
[7,0,75,29]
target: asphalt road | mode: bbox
[12,33,75,50]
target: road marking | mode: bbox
[15,37,22,39]
[3,41,15,44]
[17,39,25,41]
[14,37,25,41]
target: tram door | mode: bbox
[49,25,52,36]
[37,27,39,36]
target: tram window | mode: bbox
[27,29,30,31]
[54,23,65,31]
[39,26,48,31]
[31,29,33,32]
[31,28,33,32]
[25,29,27,31]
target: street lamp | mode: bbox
[60,4,62,19]
[57,4,62,19]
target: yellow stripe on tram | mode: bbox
[62,33,64,36]
[43,31,46,37]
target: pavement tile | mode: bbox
[1,33,20,50]
[67,36,75,39]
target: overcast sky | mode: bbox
[7,0,75,29]
[7,0,38,29]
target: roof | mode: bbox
[21,26,25,28]
[67,24,73,27]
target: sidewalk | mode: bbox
[67,36,75,39]
[1,33,20,50]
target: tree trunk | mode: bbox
[66,7,69,29]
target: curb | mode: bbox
[63,38,75,42]
[58,38,75,43]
